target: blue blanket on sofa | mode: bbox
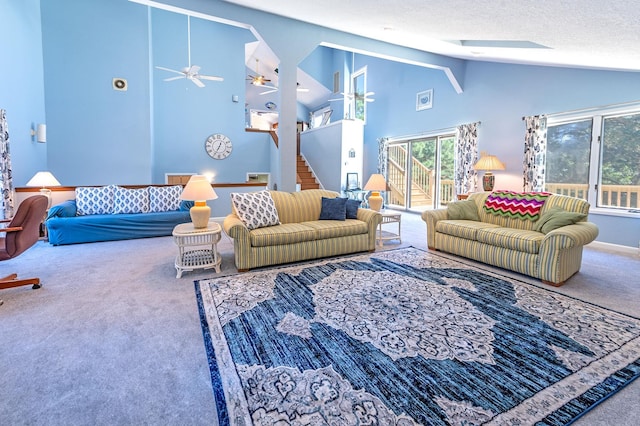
[46,200,193,245]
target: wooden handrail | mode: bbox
[245,128,278,147]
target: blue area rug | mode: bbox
[195,247,640,425]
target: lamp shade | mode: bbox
[180,175,218,228]
[26,171,61,188]
[473,154,506,172]
[363,174,387,191]
[179,175,218,201]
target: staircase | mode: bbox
[297,154,320,190]
[408,181,432,206]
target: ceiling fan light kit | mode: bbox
[155,15,223,87]
[248,59,272,86]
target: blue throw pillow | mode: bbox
[47,200,77,218]
[346,199,361,219]
[319,197,347,220]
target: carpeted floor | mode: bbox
[0,212,639,425]
[196,247,640,425]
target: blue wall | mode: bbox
[41,0,151,185]
[0,0,47,185]
[150,8,271,184]
[4,0,640,247]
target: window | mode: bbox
[386,131,455,212]
[546,103,640,212]
[545,119,592,200]
[351,66,367,122]
[310,106,332,128]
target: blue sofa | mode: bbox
[46,185,194,245]
[46,200,192,245]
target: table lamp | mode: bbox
[473,153,506,191]
[364,173,387,211]
[26,171,61,208]
[179,175,218,228]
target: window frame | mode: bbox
[546,101,640,216]
[351,66,368,123]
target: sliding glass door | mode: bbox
[387,134,455,212]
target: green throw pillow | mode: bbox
[534,207,587,234]
[448,200,480,221]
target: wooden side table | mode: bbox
[172,220,222,278]
[377,210,402,247]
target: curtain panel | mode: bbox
[377,137,389,177]
[523,115,547,192]
[455,122,480,195]
[0,109,14,219]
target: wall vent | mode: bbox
[112,78,128,91]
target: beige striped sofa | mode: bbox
[223,189,382,271]
[422,192,599,286]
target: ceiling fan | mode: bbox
[329,91,375,102]
[156,15,223,88]
[247,59,273,86]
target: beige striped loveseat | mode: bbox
[223,189,382,271]
[422,192,599,286]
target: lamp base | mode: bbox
[39,188,53,209]
[368,192,383,212]
[482,173,495,192]
[190,201,211,228]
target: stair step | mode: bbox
[296,155,320,190]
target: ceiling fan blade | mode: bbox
[366,98,375,102]
[199,75,224,82]
[260,88,278,95]
[164,76,186,82]
[297,87,310,92]
[365,91,375,97]
[187,65,201,74]
[189,77,205,88]
[156,66,184,75]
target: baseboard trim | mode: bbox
[587,240,638,256]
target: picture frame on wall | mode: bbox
[416,89,433,111]
[346,172,359,190]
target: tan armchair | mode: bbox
[1,195,48,291]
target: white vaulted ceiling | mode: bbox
[224,0,640,72]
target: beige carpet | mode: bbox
[0,212,639,425]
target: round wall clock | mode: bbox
[205,133,232,160]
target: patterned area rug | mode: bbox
[195,247,640,425]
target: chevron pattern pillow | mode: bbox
[149,185,183,212]
[483,191,552,221]
[113,186,150,214]
[76,185,115,216]
[231,190,280,230]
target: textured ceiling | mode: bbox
[224,0,640,71]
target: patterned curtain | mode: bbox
[523,115,547,191]
[376,137,389,207]
[0,109,14,219]
[455,122,480,195]
[377,137,389,177]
